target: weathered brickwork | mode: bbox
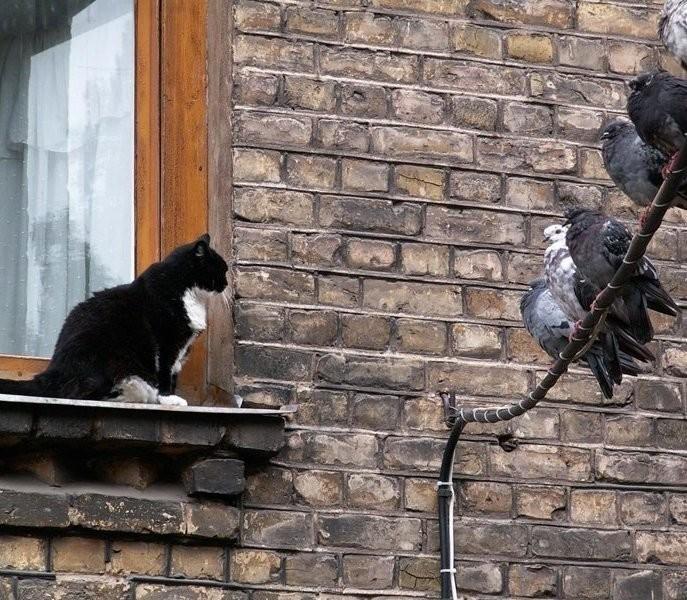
[231,0,687,599]
[3,2,687,600]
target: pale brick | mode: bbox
[403,396,444,432]
[456,523,528,556]
[396,17,449,51]
[320,195,422,235]
[110,541,165,576]
[451,24,501,58]
[344,12,395,45]
[451,323,501,358]
[529,72,625,111]
[233,148,281,182]
[294,470,343,507]
[477,137,577,174]
[236,267,315,303]
[235,34,314,70]
[427,207,525,245]
[363,279,462,317]
[391,89,445,125]
[429,361,528,397]
[460,481,511,515]
[317,119,370,152]
[570,490,617,525]
[398,556,439,592]
[491,444,593,481]
[231,549,280,584]
[405,478,437,512]
[557,107,604,142]
[506,177,554,210]
[395,165,445,200]
[320,47,418,83]
[292,233,343,267]
[577,2,659,39]
[346,473,400,509]
[308,432,379,468]
[506,32,553,63]
[370,0,467,15]
[284,77,337,112]
[235,112,312,146]
[503,101,553,135]
[317,514,421,551]
[450,171,501,204]
[608,41,656,75]
[468,0,574,29]
[558,36,606,71]
[533,527,631,561]
[318,275,360,307]
[465,287,522,321]
[340,84,388,118]
[286,154,336,189]
[371,126,472,162]
[562,566,611,600]
[317,353,425,391]
[352,394,401,430]
[52,537,106,573]
[343,555,395,589]
[425,59,525,95]
[235,0,281,31]
[509,564,557,598]
[235,71,279,106]
[400,243,449,276]
[453,250,503,281]
[637,532,687,565]
[0,536,45,571]
[342,159,389,192]
[514,485,566,520]
[286,7,339,38]
[619,492,665,526]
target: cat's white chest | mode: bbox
[183,287,209,332]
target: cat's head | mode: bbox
[166,233,229,294]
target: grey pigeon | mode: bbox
[565,208,680,343]
[520,280,643,399]
[660,0,687,69]
[627,70,687,165]
[544,223,654,365]
[601,118,687,211]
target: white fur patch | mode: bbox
[159,395,188,406]
[113,376,160,404]
[172,335,197,375]
[183,287,211,332]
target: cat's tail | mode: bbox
[0,377,47,397]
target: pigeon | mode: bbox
[544,223,655,364]
[659,0,687,70]
[600,118,687,211]
[565,208,680,343]
[520,280,643,399]
[627,70,687,171]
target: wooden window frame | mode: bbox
[0,0,233,405]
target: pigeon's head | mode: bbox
[628,69,663,93]
[543,223,568,244]
[599,118,632,141]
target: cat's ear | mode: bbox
[194,233,210,257]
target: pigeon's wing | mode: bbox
[573,275,598,312]
[660,77,687,136]
[601,219,632,271]
[643,144,667,189]
[521,285,570,358]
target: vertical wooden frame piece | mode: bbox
[161,0,210,401]
[207,0,234,404]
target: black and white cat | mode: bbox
[0,234,228,406]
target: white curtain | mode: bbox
[0,0,134,357]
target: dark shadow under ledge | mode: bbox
[0,394,294,503]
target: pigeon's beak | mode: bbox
[600,131,609,140]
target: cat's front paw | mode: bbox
[158,395,188,406]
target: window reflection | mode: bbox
[0,0,134,357]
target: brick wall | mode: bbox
[232,0,687,598]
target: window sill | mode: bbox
[0,394,293,500]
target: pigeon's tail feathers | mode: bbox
[613,325,655,363]
[600,332,622,386]
[584,352,614,400]
[636,278,680,317]
[618,352,642,377]
[621,289,654,344]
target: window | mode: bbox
[0,0,232,404]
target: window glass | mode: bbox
[0,0,134,357]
